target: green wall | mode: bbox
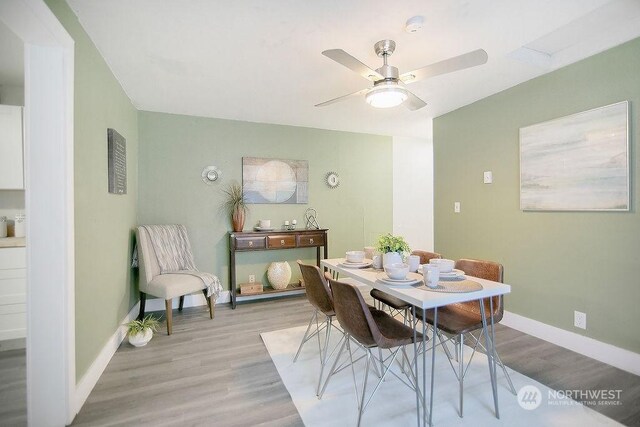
[46,0,139,379]
[434,38,640,352]
[138,111,392,289]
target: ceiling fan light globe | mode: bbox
[365,85,408,108]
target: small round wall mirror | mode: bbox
[202,166,222,185]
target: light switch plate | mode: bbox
[484,171,493,184]
[454,202,461,213]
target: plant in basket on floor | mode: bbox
[126,315,160,347]
[377,233,411,266]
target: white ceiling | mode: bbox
[67,0,640,139]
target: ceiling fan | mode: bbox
[316,40,488,111]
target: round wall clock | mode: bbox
[325,172,340,189]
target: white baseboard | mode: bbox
[73,290,230,416]
[502,310,640,376]
[74,303,138,415]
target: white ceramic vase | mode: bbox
[267,261,292,290]
[128,328,153,347]
[383,252,403,267]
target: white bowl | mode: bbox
[345,251,365,263]
[384,263,410,280]
[429,258,455,273]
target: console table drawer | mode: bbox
[236,236,266,250]
[297,233,325,247]
[267,235,296,249]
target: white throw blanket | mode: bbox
[139,225,221,299]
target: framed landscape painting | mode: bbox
[519,101,629,211]
[242,157,308,204]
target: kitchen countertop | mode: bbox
[0,237,26,248]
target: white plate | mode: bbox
[254,227,275,231]
[376,272,422,286]
[417,266,465,277]
[340,259,372,268]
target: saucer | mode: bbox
[340,259,373,268]
[376,272,422,286]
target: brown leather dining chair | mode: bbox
[295,260,345,396]
[325,277,424,427]
[370,250,442,322]
[415,258,516,417]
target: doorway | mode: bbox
[0,0,75,425]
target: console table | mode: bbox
[228,229,328,308]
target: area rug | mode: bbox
[261,325,619,426]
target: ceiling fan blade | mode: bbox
[400,49,488,84]
[315,88,370,107]
[322,49,384,82]
[404,90,427,111]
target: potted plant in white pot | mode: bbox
[377,233,411,267]
[126,315,160,347]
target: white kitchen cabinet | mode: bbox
[0,247,26,340]
[0,105,24,189]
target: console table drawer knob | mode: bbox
[249,241,253,246]
[280,240,285,245]
[310,238,314,244]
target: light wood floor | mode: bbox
[1,297,639,426]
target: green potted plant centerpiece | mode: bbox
[377,233,411,267]
[126,315,160,347]
[222,181,249,232]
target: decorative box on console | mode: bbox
[240,283,264,295]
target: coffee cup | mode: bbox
[372,255,383,269]
[259,219,271,229]
[364,246,376,260]
[407,255,420,273]
[424,264,440,288]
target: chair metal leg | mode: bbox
[494,348,516,395]
[319,335,347,399]
[178,295,184,311]
[356,350,371,427]
[437,329,455,361]
[316,316,333,396]
[294,310,318,362]
[165,299,173,335]
[137,292,146,320]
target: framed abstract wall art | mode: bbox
[242,157,308,204]
[520,101,629,211]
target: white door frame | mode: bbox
[0,0,76,425]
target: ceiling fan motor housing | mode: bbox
[375,64,399,81]
[374,39,396,57]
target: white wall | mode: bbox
[392,130,434,252]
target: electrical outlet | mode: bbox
[454,202,461,213]
[484,171,493,184]
[249,274,255,283]
[574,311,586,329]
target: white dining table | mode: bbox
[321,258,512,427]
